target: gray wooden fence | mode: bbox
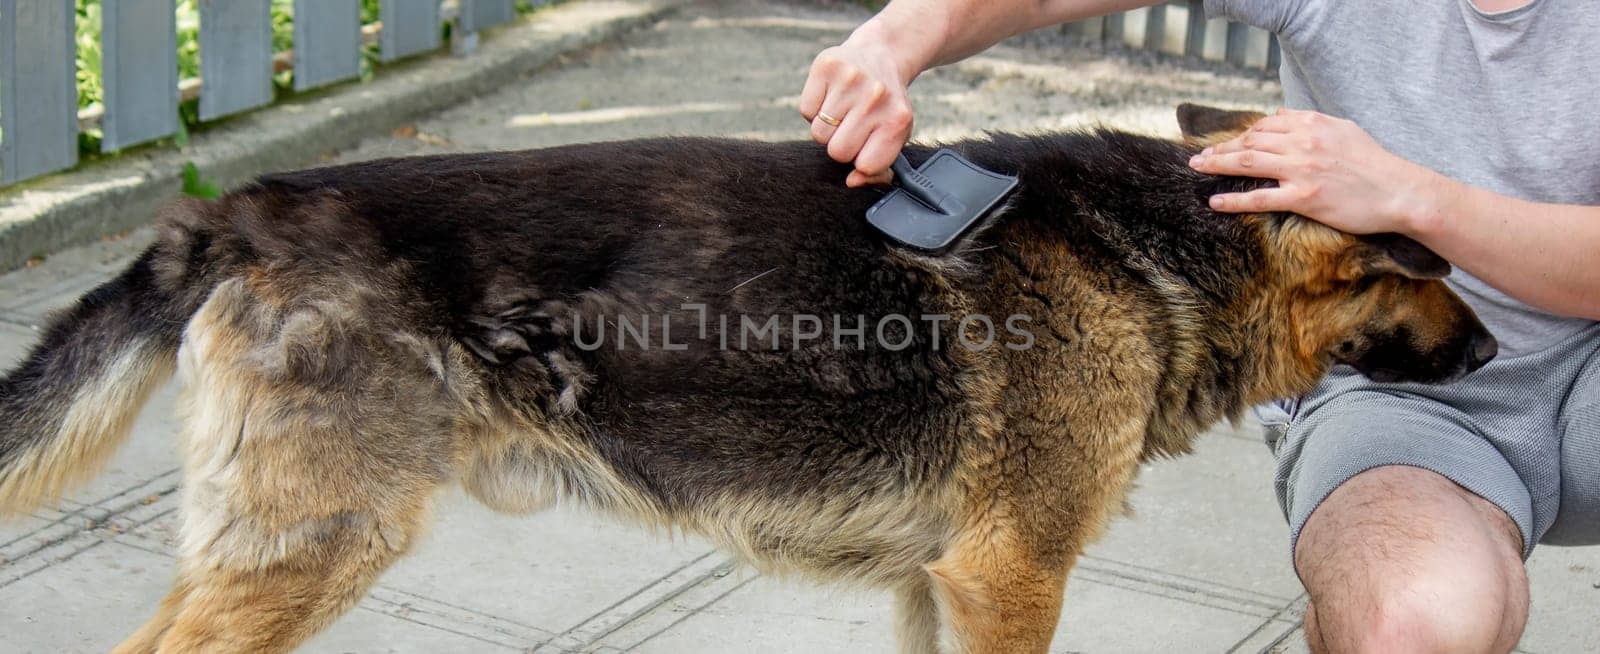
[0,0,1273,190]
[0,0,529,187]
[1069,2,1280,70]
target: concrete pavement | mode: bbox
[1,1,1596,651]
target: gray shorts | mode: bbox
[1262,324,1600,557]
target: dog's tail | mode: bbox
[0,201,231,514]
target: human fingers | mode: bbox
[846,169,894,187]
[1188,148,1294,178]
[849,102,913,180]
[1207,187,1304,214]
[1201,129,1296,156]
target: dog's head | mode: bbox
[1253,218,1496,385]
[1177,103,1497,385]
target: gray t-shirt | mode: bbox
[1206,0,1600,358]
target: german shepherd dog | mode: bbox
[0,104,1493,653]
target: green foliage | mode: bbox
[271,0,296,90]
[175,1,201,80]
[74,3,103,109]
[180,161,222,200]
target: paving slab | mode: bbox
[0,318,38,360]
[0,515,56,563]
[0,538,510,654]
[1520,546,1600,653]
[106,490,720,650]
[0,231,155,325]
[0,540,183,653]
[620,577,897,653]
[378,501,714,634]
[616,567,1279,654]
[336,0,1281,164]
[1085,427,1303,603]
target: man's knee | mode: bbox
[1295,466,1529,654]
[1311,580,1524,654]
[1306,595,1512,654]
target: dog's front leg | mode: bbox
[922,431,1140,654]
[924,529,1074,654]
[111,575,194,654]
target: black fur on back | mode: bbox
[213,130,1274,510]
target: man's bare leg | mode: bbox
[1296,465,1528,654]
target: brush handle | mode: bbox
[891,154,960,215]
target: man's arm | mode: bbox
[1190,109,1600,320]
[800,0,1161,187]
[1411,178,1600,321]
[869,0,1159,71]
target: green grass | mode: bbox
[72,0,545,154]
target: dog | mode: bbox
[0,104,1494,653]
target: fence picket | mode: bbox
[102,0,179,152]
[381,0,442,62]
[1144,4,1167,53]
[0,0,77,185]
[1102,12,1125,42]
[1065,16,1103,41]
[1184,0,1208,57]
[199,0,273,121]
[1224,21,1251,67]
[294,0,362,91]
[460,0,515,33]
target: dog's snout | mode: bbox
[1466,331,1498,372]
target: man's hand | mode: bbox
[1191,108,1600,320]
[799,21,918,188]
[798,1,1162,187]
[1187,108,1441,236]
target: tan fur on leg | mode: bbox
[115,279,454,653]
[153,500,429,654]
[111,574,193,654]
[926,530,1071,654]
[895,573,944,654]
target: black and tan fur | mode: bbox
[0,105,1494,653]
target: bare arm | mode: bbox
[1190,109,1600,320]
[869,0,1160,72]
[800,0,1162,187]
[1410,178,1600,320]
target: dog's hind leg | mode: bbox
[114,281,457,653]
[894,573,944,654]
[144,496,433,654]
[129,408,443,654]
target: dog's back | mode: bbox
[208,132,1258,561]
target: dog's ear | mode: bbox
[1347,233,1452,279]
[1176,103,1267,147]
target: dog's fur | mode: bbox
[0,105,1494,653]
